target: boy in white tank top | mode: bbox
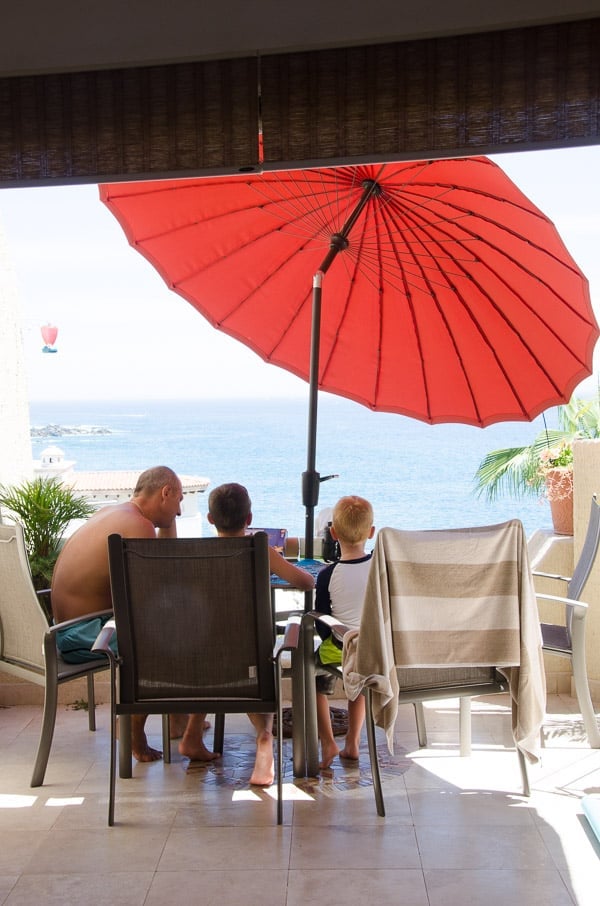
[314,495,375,769]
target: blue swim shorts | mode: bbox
[56,614,117,664]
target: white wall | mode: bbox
[0,219,33,488]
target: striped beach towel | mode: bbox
[343,520,545,763]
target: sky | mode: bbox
[0,145,599,401]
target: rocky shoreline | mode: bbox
[30,425,112,437]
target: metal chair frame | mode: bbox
[533,494,600,747]
[0,522,111,787]
[93,532,299,825]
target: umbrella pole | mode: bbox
[302,179,382,561]
[299,176,385,779]
[302,272,323,561]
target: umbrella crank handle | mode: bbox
[302,471,339,507]
[302,470,320,507]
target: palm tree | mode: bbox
[473,394,600,502]
[0,477,94,616]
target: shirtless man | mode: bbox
[51,465,216,763]
[178,482,314,786]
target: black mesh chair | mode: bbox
[534,494,600,747]
[93,531,298,825]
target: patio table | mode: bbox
[272,558,326,778]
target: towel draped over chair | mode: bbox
[343,520,546,763]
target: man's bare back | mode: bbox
[51,466,187,763]
[51,503,157,622]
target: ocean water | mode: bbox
[29,396,557,541]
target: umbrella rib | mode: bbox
[389,194,593,367]
[380,201,524,421]
[317,216,372,393]
[372,184,591,318]
[250,171,335,236]
[358,198,434,419]
[380,200,565,413]
[372,215,387,412]
[170,206,332,299]
[338,187,587,332]
[396,185,589,319]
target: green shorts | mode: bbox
[315,636,342,695]
[56,614,117,664]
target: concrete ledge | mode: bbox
[0,669,111,706]
[0,669,294,707]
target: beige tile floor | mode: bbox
[1,692,599,905]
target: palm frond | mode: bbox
[473,446,543,502]
[0,477,94,590]
[473,391,600,502]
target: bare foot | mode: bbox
[179,738,220,762]
[168,715,211,738]
[130,715,163,762]
[132,734,163,762]
[250,731,275,786]
[319,739,340,769]
[339,744,360,761]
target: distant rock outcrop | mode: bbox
[30,425,112,437]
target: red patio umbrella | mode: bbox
[100,158,598,554]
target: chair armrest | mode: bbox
[536,592,588,620]
[273,614,301,660]
[91,618,117,654]
[532,570,572,583]
[48,609,114,635]
[304,610,352,645]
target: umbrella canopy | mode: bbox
[100,157,598,549]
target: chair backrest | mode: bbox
[0,522,48,678]
[369,521,525,669]
[567,495,600,601]
[352,519,545,764]
[107,531,275,708]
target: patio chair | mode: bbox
[307,521,546,816]
[93,531,298,826]
[533,494,600,747]
[0,522,111,787]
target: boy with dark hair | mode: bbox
[178,482,314,785]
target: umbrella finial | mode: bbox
[330,232,349,252]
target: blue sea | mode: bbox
[29,396,557,541]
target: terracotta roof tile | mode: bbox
[70,471,209,493]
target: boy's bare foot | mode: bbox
[249,731,275,786]
[319,740,341,769]
[339,744,360,761]
[179,738,220,762]
[169,715,212,739]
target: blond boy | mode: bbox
[314,495,375,769]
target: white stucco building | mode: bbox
[33,445,210,536]
[0,219,33,488]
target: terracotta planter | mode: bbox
[545,467,574,535]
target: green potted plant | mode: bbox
[0,476,94,620]
[473,394,600,533]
